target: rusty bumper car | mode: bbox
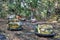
[35,24,55,37]
[8,19,23,31]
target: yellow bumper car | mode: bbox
[8,19,23,31]
[35,24,55,37]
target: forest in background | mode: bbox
[0,0,60,21]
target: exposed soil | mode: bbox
[0,19,60,40]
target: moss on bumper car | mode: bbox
[35,24,55,37]
[8,21,23,31]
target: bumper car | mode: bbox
[35,24,55,37]
[8,19,23,31]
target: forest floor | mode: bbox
[0,18,60,40]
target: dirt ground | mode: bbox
[0,19,60,40]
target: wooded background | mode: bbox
[0,0,60,20]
